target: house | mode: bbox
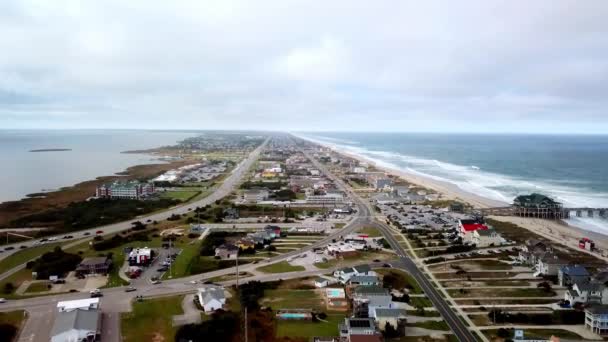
[371,308,407,332]
[373,178,393,190]
[215,243,239,260]
[197,285,226,312]
[75,257,112,276]
[315,278,330,288]
[348,275,381,287]
[352,285,393,317]
[243,189,269,203]
[264,225,281,238]
[518,239,549,266]
[471,227,504,247]
[536,253,567,276]
[333,265,376,284]
[565,281,606,305]
[458,219,489,243]
[559,265,590,287]
[56,298,100,313]
[585,304,608,336]
[339,318,377,338]
[128,247,153,266]
[50,309,100,342]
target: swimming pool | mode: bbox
[278,313,308,319]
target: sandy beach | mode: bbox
[311,139,608,258]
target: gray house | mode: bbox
[50,309,100,342]
[559,265,590,287]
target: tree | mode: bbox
[3,282,14,294]
[383,322,400,338]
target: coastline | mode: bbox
[300,135,608,254]
[0,159,195,227]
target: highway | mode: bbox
[0,137,268,264]
[301,143,477,342]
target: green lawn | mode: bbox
[276,313,346,338]
[410,296,433,308]
[260,289,326,311]
[406,320,450,331]
[375,268,423,294]
[121,295,184,342]
[256,261,305,274]
[0,268,34,299]
[483,328,583,340]
[313,259,340,269]
[358,226,382,237]
[25,281,50,293]
[160,190,201,202]
[162,241,201,280]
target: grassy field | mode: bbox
[375,268,423,294]
[0,268,34,299]
[260,289,326,311]
[24,281,50,293]
[406,320,450,331]
[160,190,201,202]
[161,241,201,280]
[410,296,433,308]
[447,288,556,298]
[275,313,346,338]
[358,226,382,237]
[256,261,305,274]
[121,295,184,342]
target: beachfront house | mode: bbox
[585,305,608,336]
[559,265,590,287]
[334,265,376,284]
[471,227,504,247]
[352,285,393,317]
[339,318,378,338]
[370,308,407,332]
[348,275,381,287]
[535,253,568,276]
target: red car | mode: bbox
[96,230,103,234]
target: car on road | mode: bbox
[83,232,91,236]
[19,245,27,249]
[151,280,161,285]
[0,298,5,303]
[157,267,168,272]
[63,235,73,239]
[125,287,137,292]
[95,230,104,234]
[4,246,14,251]
[382,263,392,268]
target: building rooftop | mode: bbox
[586,304,608,315]
[51,309,99,337]
[561,265,589,277]
[354,285,389,296]
[374,308,407,318]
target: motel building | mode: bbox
[458,219,489,244]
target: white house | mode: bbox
[197,286,226,312]
[472,228,504,247]
[315,278,330,288]
[333,265,376,284]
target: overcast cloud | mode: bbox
[1,0,607,133]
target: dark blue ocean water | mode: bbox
[0,129,196,203]
[300,132,608,233]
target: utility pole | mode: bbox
[244,306,248,342]
[169,237,173,279]
[236,250,239,288]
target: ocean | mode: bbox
[0,129,196,203]
[299,132,608,235]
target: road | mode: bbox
[0,137,269,261]
[301,143,478,342]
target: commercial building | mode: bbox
[75,257,112,276]
[128,247,153,266]
[215,243,239,260]
[56,298,100,313]
[242,189,270,203]
[306,194,345,206]
[50,308,100,342]
[95,180,155,199]
[513,193,565,219]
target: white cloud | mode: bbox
[0,0,607,132]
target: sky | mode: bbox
[1,0,607,133]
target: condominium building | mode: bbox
[95,181,155,199]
